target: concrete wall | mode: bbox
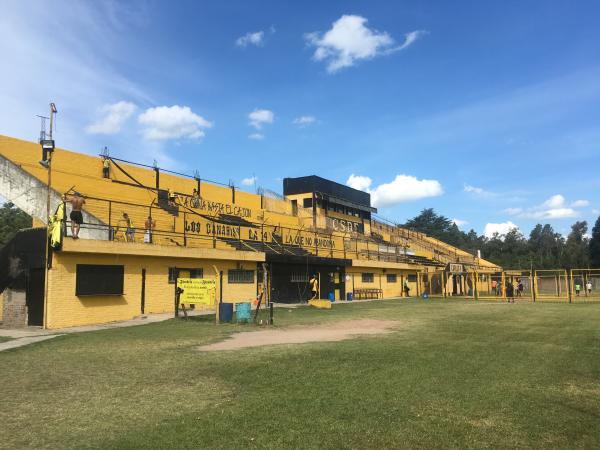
[0,154,106,239]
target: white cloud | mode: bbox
[241,176,258,186]
[248,133,264,140]
[138,105,213,140]
[514,194,579,219]
[347,174,373,192]
[571,199,589,208]
[464,184,497,198]
[248,109,274,129]
[538,208,578,219]
[592,209,600,215]
[505,194,586,220]
[236,31,265,48]
[305,15,426,73]
[503,207,523,215]
[85,101,136,134]
[484,221,519,238]
[293,115,316,127]
[452,218,468,228]
[347,173,443,208]
[542,194,566,209]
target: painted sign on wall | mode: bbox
[449,263,464,274]
[181,196,252,218]
[177,278,216,305]
[326,216,364,233]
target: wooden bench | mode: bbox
[353,288,383,300]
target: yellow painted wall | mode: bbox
[346,268,419,299]
[46,252,258,329]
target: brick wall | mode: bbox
[46,253,258,329]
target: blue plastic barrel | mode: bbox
[347,292,353,301]
[219,303,233,323]
[236,303,252,323]
[328,292,335,302]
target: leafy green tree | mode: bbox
[528,224,564,269]
[590,216,600,267]
[0,202,32,247]
[404,208,453,239]
[402,208,594,270]
[563,221,589,269]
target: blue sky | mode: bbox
[1,0,599,237]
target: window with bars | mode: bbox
[386,274,397,283]
[228,269,254,284]
[291,272,309,283]
[362,273,374,283]
[168,268,203,284]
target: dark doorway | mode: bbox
[270,263,346,303]
[26,268,45,326]
[141,269,146,314]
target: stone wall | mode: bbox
[2,289,27,328]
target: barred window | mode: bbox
[228,269,254,284]
[407,274,417,282]
[386,274,397,283]
[291,272,309,283]
[362,273,374,283]
[169,267,203,284]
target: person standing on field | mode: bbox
[586,281,592,294]
[575,282,581,296]
[403,278,411,297]
[506,281,515,303]
[309,274,319,301]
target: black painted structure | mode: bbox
[283,175,377,221]
[267,254,350,303]
[0,228,47,326]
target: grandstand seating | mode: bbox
[0,135,501,271]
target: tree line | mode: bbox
[404,208,600,270]
[0,202,32,247]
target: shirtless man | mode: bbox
[68,192,85,239]
[144,215,156,244]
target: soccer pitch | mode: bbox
[1,299,599,449]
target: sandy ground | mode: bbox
[198,319,400,351]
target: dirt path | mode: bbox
[198,319,400,351]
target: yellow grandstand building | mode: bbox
[0,135,500,329]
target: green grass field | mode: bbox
[1,299,600,449]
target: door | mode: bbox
[141,269,146,314]
[26,268,45,326]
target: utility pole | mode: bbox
[40,102,58,329]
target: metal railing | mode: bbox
[61,193,450,266]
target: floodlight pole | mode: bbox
[42,103,57,329]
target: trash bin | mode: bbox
[219,302,233,323]
[236,303,252,323]
[328,292,335,302]
[346,292,353,301]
